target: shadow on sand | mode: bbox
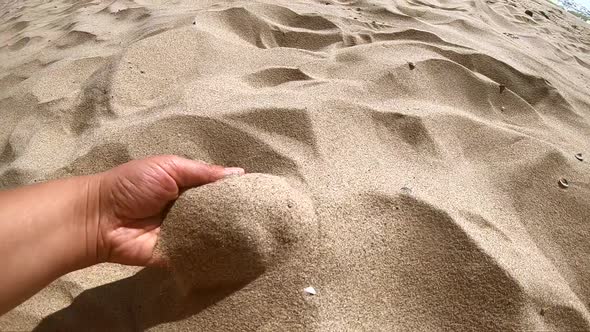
[33,268,247,332]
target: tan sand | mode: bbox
[158,173,318,292]
[1,0,590,330]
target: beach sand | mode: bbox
[1,0,590,330]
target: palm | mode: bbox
[95,156,239,266]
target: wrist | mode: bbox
[70,174,103,270]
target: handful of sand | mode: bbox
[158,174,317,291]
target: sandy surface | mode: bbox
[1,0,590,330]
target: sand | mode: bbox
[0,0,589,330]
[158,173,318,292]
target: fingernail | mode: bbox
[223,167,245,177]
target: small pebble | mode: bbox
[304,286,317,295]
[558,178,569,189]
[525,9,533,17]
[575,153,583,161]
[400,187,412,195]
[408,62,416,70]
[500,106,505,111]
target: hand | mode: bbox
[86,155,244,267]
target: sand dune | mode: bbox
[1,0,590,330]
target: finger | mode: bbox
[155,155,244,188]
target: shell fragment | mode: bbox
[304,286,317,295]
[558,178,569,189]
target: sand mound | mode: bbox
[1,0,590,330]
[158,173,317,291]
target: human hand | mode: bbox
[85,155,244,267]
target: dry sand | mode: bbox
[158,173,318,292]
[1,0,590,330]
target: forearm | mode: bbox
[0,175,97,315]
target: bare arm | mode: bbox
[0,176,95,314]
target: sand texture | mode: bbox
[1,0,590,330]
[158,173,318,292]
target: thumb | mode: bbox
[153,155,245,189]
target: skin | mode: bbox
[0,155,244,315]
